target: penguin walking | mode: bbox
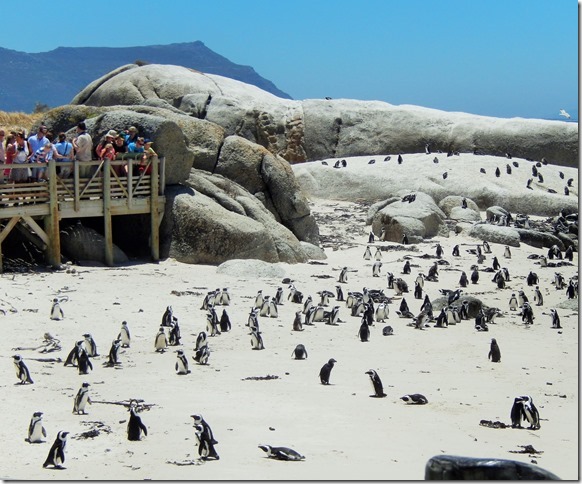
[83,334,98,357]
[192,423,219,461]
[169,319,182,345]
[64,340,84,367]
[365,369,387,398]
[43,431,69,469]
[206,312,220,337]
[533,286,543,306]
[517,290,528,307]
[363,246,372,260]
[27,412,47,443]
[550,308,561,329]
[219,309,231,332]
[73,382,91,415]
[175,349,190,375]
[372,261,382,277]
[193,345,210,365]
[488,338,501,363]
[13,354,33,384]
[258,445,305,461]
[247,307,260,332]
[400,394,428,405]
[104,339,121,367]
[460,301,470,320]
[118,321,131,348]
[338,266,349,284]
[319,358,337,385]
[397,154,403,164]
[127,401,147,441]
[154,327,168,353]
[291,344,308,359]
[50,298,64,320]
[250,328,265,350]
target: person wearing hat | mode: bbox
[95,129,118,159]
[124,126,139,145]
[73,121,93,178]
[138,139,157,175]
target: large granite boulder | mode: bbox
[448,206,481,222]
[60,222,128,265]
[438,195,480,215]
[515,229,565,250]
[468,223,521,247]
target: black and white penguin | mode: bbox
[397,154,403,164]
[50,298,64,320]
[400,393,428,405]
[27,411,47,443]
[250,328,265,350]
[192,420,219,460]
[319,358,337,385]
[521,302,534,325]
[43,431,69,469]
[386,272,394,289]
[526,271,538,286]
[291,344,308,359]
[368,231,375,244]
[427,262,439,281]
[508,293,518,311]
[83,333,98,357]
[247,307,260,332]
[193,345,210,365]
[365,369,387,398]
[414,282,422,300]
[402,233,409,245]
[382,325,394,335]
[162,305,177,326]
[459,271,468,287]
[154,327,168,353]
[335,285,345,302]
[510,397,526,428]
[415,273,425,289]
[103,339,121,367]
[538,173,544,183]
[217,309,231,332]
[532,165,538,177]
[73,382,91,415]
[358,319,370,342]
[550,308,561,329]
[13,354,33,384]
[127,401,147,441]
[554,272,565,290]
[564,245,574,262]
[402,260,411,274]
[517,290,528,307]
[433,156,439,164]
[259,297,271,317]
[254,290,264,309]
[219,288,231,306]
[460,301,470,320]
[302,295,313,315]
[325,305,341,325]
[492,256,500,271]
[533,286,543,306]
[566,280,577,299]
[338,266,349,284]
[482,240,491,253]
[77,349,93,375]
[191,414,218,448]
[363,246,372,260]
[452,245,460,257]
[394,278,409,295]
[274,286,284,305]
[374,247,383,261]
[434,308,448,328]
[471,268,479,284]
[375,302,389,322]
[425,143,431,154]
[506,164,512,174]
[372,261,382,277]
[175,349,190,375]
[521,395,541,430]
[292,311,303,331]
[206,311,220,337]
[488,338,501,363]
[318,290,333,307]
[503,246,512,259]
[258,445,305,461]
[268,297,279,318]
[118,321,131,348]
[64,340,84,367]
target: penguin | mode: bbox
[267,297,279,318]
[397,154,403,164]
[50,298,64,320]
[526,178,533,189]
[118,321,131,348]
[399,298,410,314]
[510,397,526,428]
[219,309,231,332]
[338,266,348,283]
[375,302,388,322]
[509,293,518,311]
[259,297,271,317]
[460,300,470,320]
[250,328,265,350]
[73,382,91,415]
[258,445,305,461]
[471,268,479,284]
[442,172,448,179]
[341,159,347,167]
[433,156,439,164]
[554,272,565,290]
[291,344,308,359]
[493,271,505,289]
[567,177,574,187]
[517,290,528,307]
[77,349,93,375]
[192,420,219,460]
[400,394,428,405]
[335,285,345,302]
[127,401,147,441]
[564,245,574,262]
[162,305,177,326]
[273,286,284,305]
[302,295,313,315]
[538,173,544,183]
[104,339,121,367]
[374,247,383,261]
[402,233,409,245]
[386,272,394,289]
[459,271,468,287]
[154,327,168,353]
[195,331,208,352]
[415,273,425,289]
[247,307,260,332]
[292,311,303,331]
[372,261,382,277]
[27,411,47,443]
[435,243,443,258]
[193,345,210,365]
[533,286,543,306]
[368,231,375,244]
[363,369,387,398]
[175,349,190,375]
[414,282,422,300]
[488,338,501,363]
[191,414,218,447]
[83,334,98,357]
[254,290,264,309]
[427,262,439,281]
[503,246,512,259]
[506,164,512,175]
[319,358,336,385]
[550,308,561,329]
[402,260,411,274]
[425,143,431,154]
[483,241,491,253]
[43,431,69,469]
[13,354,33,384]
[434,308,448,328]
[363,246,372,260]
[219,288,231,306]
[358,319,370,342]
[492,256,500,271]
[382,325,394,335]
[64,340,84,367]
[521,302,534,324]
[206,311,220,337]
[521,395,541,429]
[480,168,486,174]
[566,280,577,299]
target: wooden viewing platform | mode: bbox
[0,155,166,271]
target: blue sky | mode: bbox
[1,0,577,119]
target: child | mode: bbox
[138,139,157,175]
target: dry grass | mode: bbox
[0,111,44,136]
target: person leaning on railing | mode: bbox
[73,122,93,178]
[54,132,74,178]
[138,139,157,175]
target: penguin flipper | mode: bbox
[140,422,148,436]
[42,427,47,437]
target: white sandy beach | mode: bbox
[0,195,578,480]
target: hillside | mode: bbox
[0,41,291,112]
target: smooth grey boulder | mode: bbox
[373,215,426,244]
[300,241,327,260]
[216,259,286,279]
[449,206,481,222]
[439,195,479,216]
[366,197,400,225]
[60,222,128,265]
[468,224,521,247]
[515,229,565,250]
[431,295,484,319]
[486,206,510,221]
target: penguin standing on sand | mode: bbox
[452,245,460,257]
[292,344,308,359]
[64,340,84,367]
[504,246,512,258]
[471,268,479,284]
[402,260,411,274]
[510,397,526,428]
[154,327,168,353]
[534,286,543,306]
[250,328,265,350]
[254,290,264,309]
[50,298,64,320]
[27,412,47,443]
[83,334,98,357]
[402,234,409,245]
[521,396,541,430]
[509,293,518,311]
[358,319,370,342]
[374,247,383,260]
[365,369,387,398]
[372,261,382,277]
[292,311,303,331]
[104,339,121,367]
[77,349,93,375]
[363,246,372,260]
[192,422,219,460]
[162,305,177,326]
[319,358,337,385]
[335,285,344,302]
[517,290,528,307]
[175,349,190,375]
[338,266,348,284]
[169,319,182,345]
[488,338,501,363]
[550,308,561,329]
[219,309,231,332]
[43,431,68,469]
[127,401,147,441]
[459,271,468,287]
[73,382,91,415]
[414,282,422,300]
[191,414,219,460]
[13,354,33,384]
[274,286,284,305]
[386,272,394,289]
[193,345,210,365]
[118,321,130,348]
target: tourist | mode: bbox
[73,122,93,178]
[11,131,30,182]
[113,133,127,155]
[27,125,49,161]
[127,137,146,175]
[0,129,5,183]
[124,126,139,145]
[138,139,157,175]
[29,143,53,181]
[4,133,15,180]
[54,132,74,178]
[95,130,118,159]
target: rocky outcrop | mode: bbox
[60,222,128,265]
[70,63,578,166]
[468,224,521,247]
[448,206,481,222]
[438,196,480,215]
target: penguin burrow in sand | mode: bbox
[73,382,91,415]
[127,401,148,441]
[27,411,47,443]
[365,369,387,398]
[292,344,308,359]
[488,338,501,363]
[319,358,337,385]
[258,445,305,461]
[13,354,33,384]
[43,431,68,469]
[400,393,428,405]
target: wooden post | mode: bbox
[46,160,61,268]
[73,158,80,212]
[159,156,166,195]
[150,155,160,262]
[103,158,113,266]
[127,157,133,209]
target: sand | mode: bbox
[0,199,578,480]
